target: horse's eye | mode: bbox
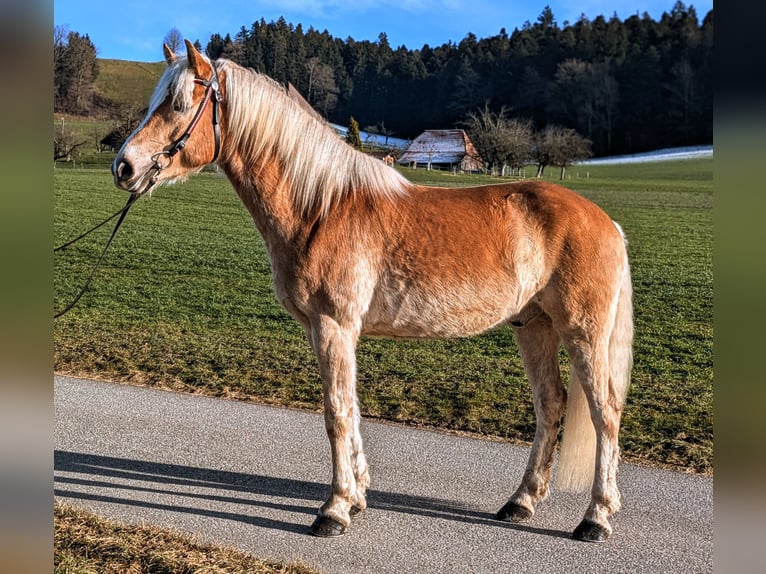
[166,89,182,112]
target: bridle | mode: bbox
[55,62,223,318]
[149,63,223,185]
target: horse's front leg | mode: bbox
[308,315,368,537]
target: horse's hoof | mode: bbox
[495,501,533,523]
[572,519,610,543]
[349,505,364,520]
[309,515,348,538]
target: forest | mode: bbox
[55,2,712,157]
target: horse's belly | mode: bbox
[362,281,521,339]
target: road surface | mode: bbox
[54,375,712,573]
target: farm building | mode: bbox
[397,129,484,171]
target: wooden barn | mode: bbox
[397,129,484,171]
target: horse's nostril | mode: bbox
[116,160,134,182]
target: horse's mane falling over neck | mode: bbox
[212,58,409,219]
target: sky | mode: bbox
[54,1,714,62]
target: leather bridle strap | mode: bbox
[163,64,222,164]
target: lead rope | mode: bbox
[54,193,139,318]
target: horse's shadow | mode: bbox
[53,450,570,539]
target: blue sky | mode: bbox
[54,1,713,62]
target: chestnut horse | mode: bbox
[113,40,633,543]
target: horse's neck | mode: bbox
[219,152,305,253]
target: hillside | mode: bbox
[95,59,166,107]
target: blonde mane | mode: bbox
[209,58,409,218]
[147,58,197,118]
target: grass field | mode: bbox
[95,59,166,107]
[54,501,318,574]
[54,158,712,474]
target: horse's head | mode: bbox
[112,39,222,194]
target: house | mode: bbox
[397,129,484,171]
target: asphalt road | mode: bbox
[54,375,712,573]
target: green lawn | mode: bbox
[54,158,713,473]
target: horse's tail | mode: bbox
[556,244,634,492]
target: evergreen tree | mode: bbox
[345,116,362,149]
[206,33,226,59]
[54,30,98,114]
[192,8,714,155]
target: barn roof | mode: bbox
[397,129,484,170]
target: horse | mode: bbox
[112,40,633,543]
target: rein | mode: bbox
[54,193,139,318]
[55,64,223,318]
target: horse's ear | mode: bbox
[163,44,177,65]
[184,39,211,77]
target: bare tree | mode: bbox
[376,122,396,146]
[464,105,509,175]
[363,122,396,148]
[554,59,619,152]
[464,105,533,176]
[503,118,534,175]
[164,28,184,54]
[533,125,592,180]
[666,58,697,144]
[305,57,339,116]
[108,101,146,149]
[54,119,85,161]
[54,25,68,68]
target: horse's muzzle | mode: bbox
[112,157,135,190]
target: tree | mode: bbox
[54,119,85,161]
[206,33,222,59]
[54,30,99,114]
[164,28,184,53]
[54,25,68,70]
[364,121,396,147]
[464,105,533,176]
[306,56,339,116]
[345,116,362,149]
[448,59,484,118]
[553,59,619,152]
[464,104,508,175]
[191,11,712,154]
[533,125,592,179]
[665,58,698,144]
[100,101,146,151]
[504,118,535,174]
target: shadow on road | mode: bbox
[54,450,570,539]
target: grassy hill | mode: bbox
[95,58,166,107]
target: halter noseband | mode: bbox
[150,63,222,178]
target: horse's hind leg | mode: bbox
[563,337,624,542]
[496,310,566,522]
[307,315,367,537]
